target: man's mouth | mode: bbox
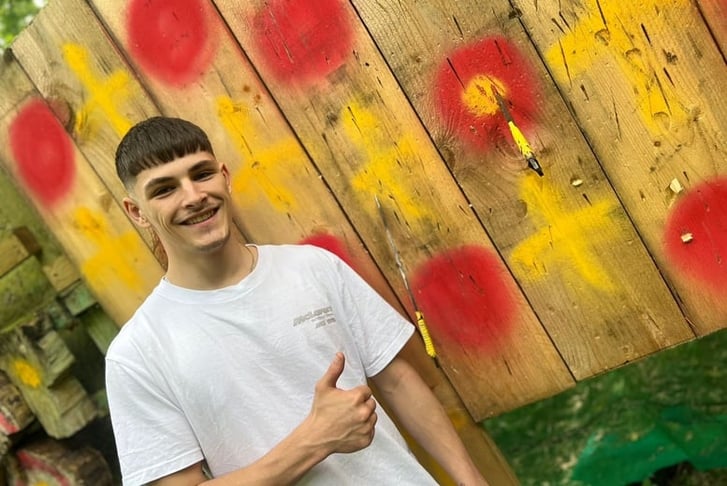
[182,208,217,225]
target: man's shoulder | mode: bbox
[105,288,164,363]
[261,243,339,266]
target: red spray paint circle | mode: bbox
[663,177,727,295]
[126,0,216,87]
[434,36,539,152]
[410,245,518,351]
[251,0,354,86]
[299,232,354,267]
[9,98,75,207]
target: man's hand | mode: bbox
[305,353,378,454]
[152,354,378,486]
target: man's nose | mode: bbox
[180,180,207,206]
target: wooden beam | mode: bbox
[0,257,56,333]
[42,255,80,293]
[59,282,96,317]
[0,370,34,436]
[15,439,113,485]
[0,227,40,278]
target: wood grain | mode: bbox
[514,0,727,333]
[350,0,695,380]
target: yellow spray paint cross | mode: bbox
[63,43,134,138]
[72,207,146,293]
[217,96,298,212]
[545,0,691,137]
[344,101,432,223]
[510,176,618,291]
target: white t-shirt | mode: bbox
[105,244,437,485]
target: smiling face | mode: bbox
[123,150,234,262]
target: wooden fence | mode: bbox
[1,0,726,482]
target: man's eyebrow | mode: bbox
[189,160,218,171]
[143,176,175,195]
[142,160,218,194]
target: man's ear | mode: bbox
[123,197,150,228]
[221,163,231,193]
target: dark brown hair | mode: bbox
[115,116,215,188]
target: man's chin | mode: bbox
[195,233,231,254]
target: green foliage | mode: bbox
[483,329,727,485]
[0,0,45,49]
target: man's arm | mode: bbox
[371,353,490,486]
[151,353,377,486]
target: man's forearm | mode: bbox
[372,357,488,485]
[202,418,330,486]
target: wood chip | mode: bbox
[681,232,693,243]
[669,178,684,194]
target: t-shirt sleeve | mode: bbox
[323,250,415,376]
[106,354,203,485]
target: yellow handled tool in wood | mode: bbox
[374,195,437,359]
[492,86,544,177]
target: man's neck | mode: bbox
[164,238,255,290]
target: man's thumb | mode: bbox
[318,352,345,389]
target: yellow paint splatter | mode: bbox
[344,101,431,222]
[62,43,133,138]
[510,176,618,291]
[72,207,145,293]
[462,76,507,117]
[217,96,298,211]
[545,0,691,136]
[12,359,41,388]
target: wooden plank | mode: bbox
[514,0,727,333]
[42,255,81,293]
[698,0,727,55]
[214,0,574,420]
[349,1,695,379]
[0,59,163,326]
[0,227,39,278]
[89,0,523,479]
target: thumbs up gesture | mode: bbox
[307,353,378,454]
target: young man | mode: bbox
[105,117,489,485]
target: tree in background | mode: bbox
[0,0,46,50]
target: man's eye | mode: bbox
[152,186,173,198]
[194,170,216,180]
